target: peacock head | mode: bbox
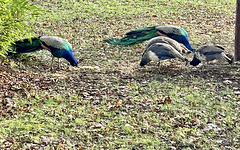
[62,51,78,67]
[71,60,78,66]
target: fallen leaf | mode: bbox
[116,100,122,107]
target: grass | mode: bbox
[0,0,240,149]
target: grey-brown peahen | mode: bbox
[139,36,190,67]
[190,45,233,67]
[145,36,189,54]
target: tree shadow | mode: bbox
[131,62,240,87]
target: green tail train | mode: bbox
[9,37,42,55]
[104,26,159,45]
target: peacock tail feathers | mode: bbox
[11,37,42,54]
[104,25,194,51]
[125,26,157,37]
[104,26,159,45]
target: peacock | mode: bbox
[10,36,78,69]
[139,41,190,67]
[190,45,233,67]
[104,25,195,51]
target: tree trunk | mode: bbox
[235,0,240,61]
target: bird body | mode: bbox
[145,36,189,54]
[11,36,78,68]
[40,36,78,67]
[190,45,232,66]
[155,25,194,51]
[104,25,194,51]
[40,36,72,51]
[139,42,189,67]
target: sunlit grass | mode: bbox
[0,0,239,149]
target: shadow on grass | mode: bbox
[131,62,240,87]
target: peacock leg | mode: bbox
[157,61,162,73]
[58,58,60,69]
[50,56,54,70]
[157,61,161,69]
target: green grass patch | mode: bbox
[0,0,239,149]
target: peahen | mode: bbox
[190,45,233,67]
[11,36,78,69]
[104,25,194,51]
[139,41,190,67]
[145,36,189,54]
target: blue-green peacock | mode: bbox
[11,36,78,69]
[104,25,194,51]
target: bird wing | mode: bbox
[162,43,188,61]
[146,43,173,60]
[197,45,224,55]
[146,36,168,50]
[40,36,72,50]
[148,43,186,61]
[155,25,182,35]
[160,37,186,53]
[146,36,185,54]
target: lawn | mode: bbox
[0,0,239,149]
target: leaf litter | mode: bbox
[1,0,240,149]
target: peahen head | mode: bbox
[139,53,151,67]
[190,53,201,66]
